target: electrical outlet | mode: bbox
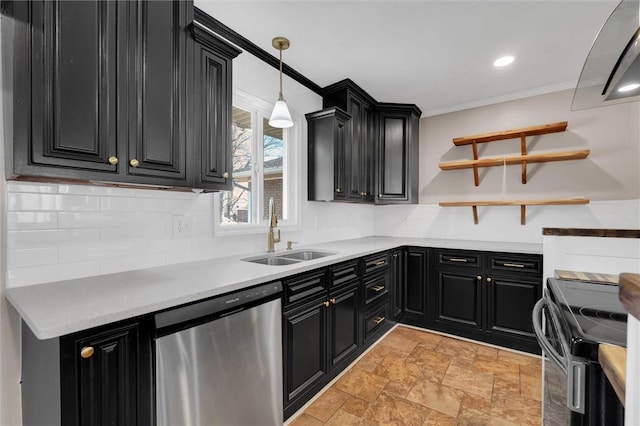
[173,215,193,237]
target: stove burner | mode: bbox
[578,306,628,322]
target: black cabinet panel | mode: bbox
[128,1,188,181]
[487,276,541,337]
[190,24,240,190]
[283,297,328,404]
[390,249,404,320]
[329,285,359,367]
[375,104,420,204]
[436,272,482,328]
[284,270,327,307]
[14,1,121,174]
[363,301,391,343]
[404,248,429,317]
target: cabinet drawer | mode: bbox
[364,271,389,305]
[363,302,391,343]
[363,253,389,275]
[488,254,541,275]
[284,271,327,307]
[436,250,481,268]
[331,261,359,288]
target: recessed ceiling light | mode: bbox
[618,83,640,92]
[493,56,515,67]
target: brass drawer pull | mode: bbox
[449,258,468,262]
[372,285,385,292]
[373,316,385,325]
[330,298,337,305]
[80,346,94,359]
[503,262,525,268]
[323,301,330,308]
[374,260,386,266]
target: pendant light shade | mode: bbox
[269,37,294,129]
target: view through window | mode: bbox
[220,105,285,225]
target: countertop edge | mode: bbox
[598,343,626,407]
[5,236,542,339]
[620,273,640,321]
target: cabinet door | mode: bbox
[328,284,360,368]
[14,1,121,176]
[435,271,482,329]
[345,94,374,202]
[191,25,240,190]
[282,297,329,408]
[376,107,419,204]
[485,275,541,338]
[127,1,190,182]
[404,248,429,318]
[390,250,404,319]
[60,322,151,426]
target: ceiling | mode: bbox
[195,1,620,116]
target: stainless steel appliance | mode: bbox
[533,278,626,425]
[154,281,283,425]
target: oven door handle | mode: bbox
[532,297,568,375]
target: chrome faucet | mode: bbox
[267,197,281,252]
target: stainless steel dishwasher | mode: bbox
[154,281,283,425]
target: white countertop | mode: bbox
[5,236,541,339]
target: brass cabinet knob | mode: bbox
[486,277,492,283]
[129,159,139,167]
[80,346,94,359]
[108,156,118,165]
[336,188,342,193]
[323,301,330,308]
[477,275,482,280]
[222,172,229,179]
[378,194,383,198]
[330,298,337,305]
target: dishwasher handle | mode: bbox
[155,281,282,334]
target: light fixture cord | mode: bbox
[278,43,284,101]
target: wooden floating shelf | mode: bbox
[438,149,590,171]
[439,198,590,225]
[452,121,568,146]
[442,121,579,186]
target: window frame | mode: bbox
[213,89,301,236]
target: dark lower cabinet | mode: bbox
[328,284,360,368]
[430,248,542,353]
[402,247,430,326]
[486,275,540,339]
[390,249,404,320]
[21,318,153,426]
[434,271,482,329]
[283,296,329,408]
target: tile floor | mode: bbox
[289,325,542,426]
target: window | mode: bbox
[215,90,299,234]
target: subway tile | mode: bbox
[100,197,136,212]
[7,193,100,212]
[100,253,167,274]
[7,229,100,249]
[7,212,58,230]
[6,260,103,288]
[6,182,59,194]
[7,247,58,268]
[58,212,137,229]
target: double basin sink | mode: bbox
[242,250,336,266]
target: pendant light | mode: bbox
[269,37,294,128]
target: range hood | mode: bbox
[572,0,640,110]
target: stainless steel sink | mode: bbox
[279,250,335,261]
[242,250,336,266]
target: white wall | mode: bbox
[375,90,640,244]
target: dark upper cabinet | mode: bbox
[9,1,123,176]
[306,108,351,201]
[190,22,241,190]
[4,1,239,190]
[126,1,191,183]
[310,79,421,204]
[375,103,421,204]
[323,80,377,203]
